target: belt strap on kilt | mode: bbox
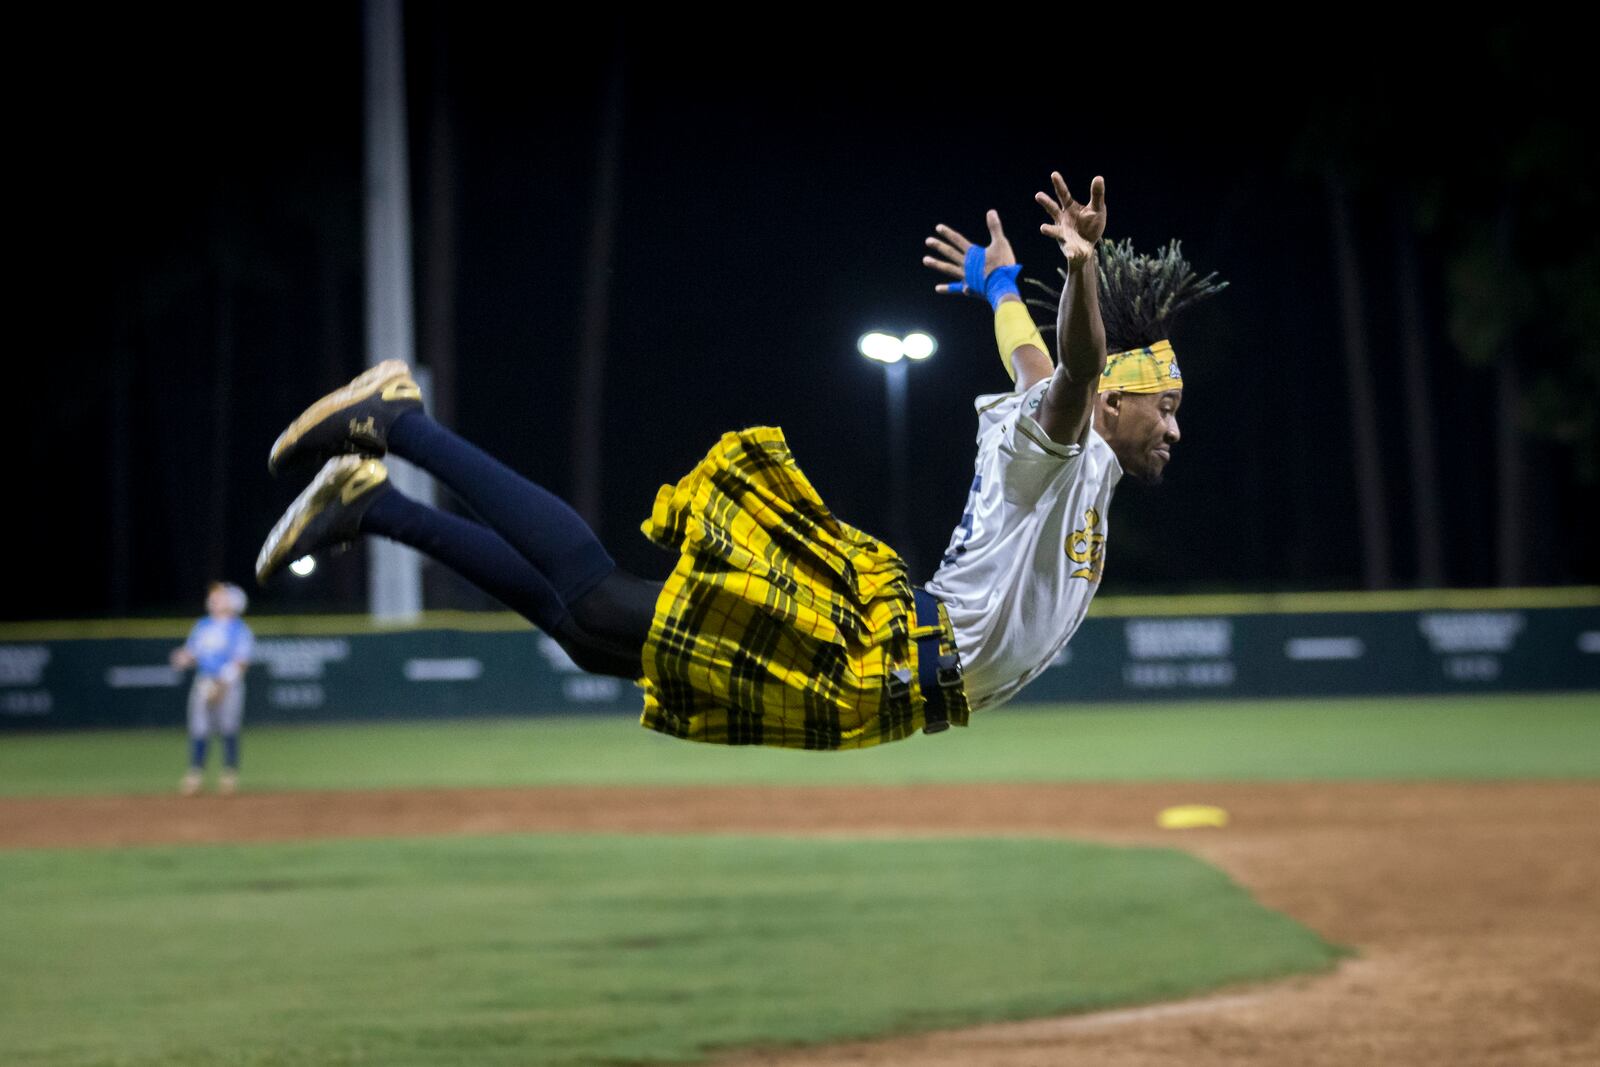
[912,586,962,734]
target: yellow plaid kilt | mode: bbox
[638,427,969,750]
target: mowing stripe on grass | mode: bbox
[1,694,1596,797]
[0,833,1342,1067]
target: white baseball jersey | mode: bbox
[925,378,1123,711]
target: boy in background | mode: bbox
[170,582,254,794]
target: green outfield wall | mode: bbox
[2,590,1596,729]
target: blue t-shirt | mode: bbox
[185,617,255,679]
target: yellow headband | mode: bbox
[1099,339,1183,394]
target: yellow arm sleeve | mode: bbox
[993,299,1048,383]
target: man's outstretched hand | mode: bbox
[1036,172,1106,267]
[922,210,1016,296]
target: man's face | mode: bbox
[1099,389,1182,484]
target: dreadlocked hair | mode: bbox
[1023,238,1228,353]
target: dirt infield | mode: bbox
[3,781,1597,1066]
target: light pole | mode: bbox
[857,331,936,571]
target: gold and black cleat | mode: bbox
[268,359,422,476]
[256,455,390,584]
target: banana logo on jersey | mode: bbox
[1066,507,1104,582]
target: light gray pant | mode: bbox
[187,678,245,738]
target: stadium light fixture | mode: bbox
[857,328,936,573]
[857,330,937,365]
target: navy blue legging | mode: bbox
[359,410,661,678]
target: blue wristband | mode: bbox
[982,264,1023,311]
[958,244,1023,309]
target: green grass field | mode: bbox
[2,694,1596,797]
[0,834,1342,1067]
[2,692,1594,1066]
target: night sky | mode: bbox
[15,11,1595,619]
